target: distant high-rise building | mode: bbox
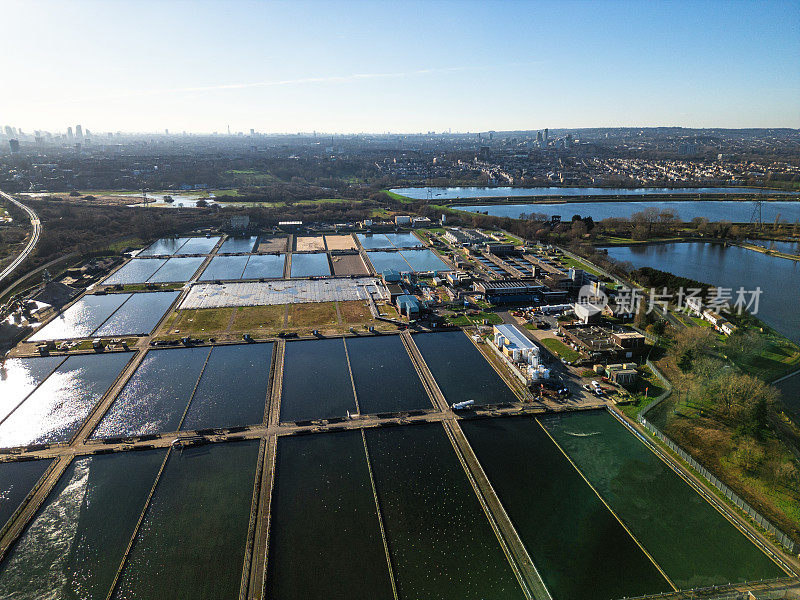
[165,129,169,135]
[9,139,20,153]
[3,126,12,137]
[75,124,83,138]
[536,131,542,144]
[250,128,255,136]
[543,128,549,145]
[67,127,73,139]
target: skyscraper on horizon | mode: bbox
[75,124,83,138]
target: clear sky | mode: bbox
[2,0,798,133]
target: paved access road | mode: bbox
[0,190,41,285]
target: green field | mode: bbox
[381,190,414,203]
[540,337,582,362]
[445,311,503,326]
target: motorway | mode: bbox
[0,190,40,285]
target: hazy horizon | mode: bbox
[3,0,799,134]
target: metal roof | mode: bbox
[494,324,538,350]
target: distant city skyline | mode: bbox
[2,0,799,133]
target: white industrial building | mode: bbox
[492,324,550,382]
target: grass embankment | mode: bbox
[641,323,800,544]
[737,330,800,381]
[445,311,503,327]
[106,238,145,253]
[156,301,396,341]
[381,190,414,203]
[540,337,582,362]
[559,255,605,278]
[665,414,800,543]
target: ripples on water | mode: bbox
[366,424,524,599]
[0,459,89,600]
[92,347,210,438]
[0,353,131,448]
[0,356,64,421]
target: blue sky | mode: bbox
[2,0,798,133]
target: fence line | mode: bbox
[638,416,796,555]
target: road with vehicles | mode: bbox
[0,190,41,285]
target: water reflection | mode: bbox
[0,353,131,447]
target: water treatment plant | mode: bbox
[0,225,798,600]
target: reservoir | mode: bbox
[0,450,165,600]
[543,410,785,587]
[357,233,396,250]
[200,254,287,280]
[102,258,166,285]
[0,352,132,448]
[0,356,66,420]
[393,186,794,199]
[383,232,423,248]
[146,256,205,283]
[29,293,129,341]
[0,459,51,531]
[172,236,221,255]
[266,431,394,600]
[199,255,250,280]
[398,248,448,272]
[241,253,286,279]
[747,238,800,256]
[366,250,411,273]
[366,249,448,273]
[29,291,178,341]
[181,342,272,431]
[138,237,193,257]
[345,335,432,413]
[461,416,669,599]
[218,235,258,254]
[290,252,331,277]
[280,338,356,421]
[454,199,800,223]
[103,256,204,284]
[111,440,259,599]
[92,346,210,438]
[413,331,517,405]
[93,290,180,337]
[603,242,800,345]
[365,423,525,599]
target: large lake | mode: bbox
[604,242,800,345]
[393,186,792,200]
[453,199,800,223]
[605,242,800,418]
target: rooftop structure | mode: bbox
[474,279,545,304]
[573,302,603,324]
[396,294,420,317]
[493,324,540,364]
